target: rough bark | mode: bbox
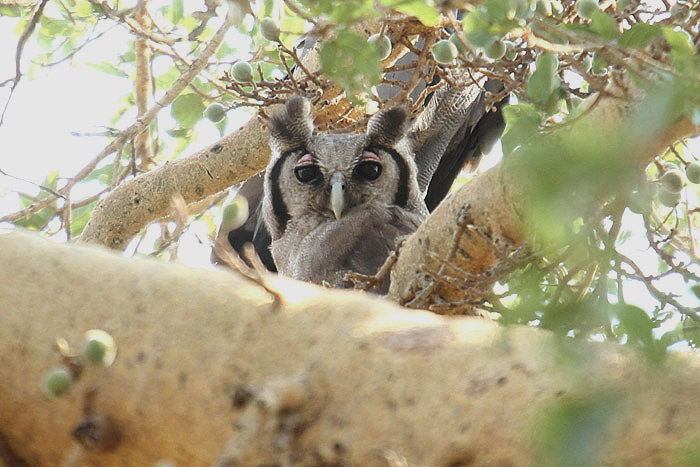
[77,115,271,248]
[1,230,700,466]
[388,84,700,312]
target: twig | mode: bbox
[4,9,234,227]
[0,168,65,199]
[0,0,50,127]
[213,238,283,311]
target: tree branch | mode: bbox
[77,12,234,247]
[388,83,700,312]
[1,230,700,466]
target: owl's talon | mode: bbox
[345,271,384,291]
[345,248,399,292]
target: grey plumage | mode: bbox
[213,82,507,284]
[262,96,426,288]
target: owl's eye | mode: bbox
[294,164,321,184]
[354,161,382,181]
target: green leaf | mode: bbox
[501,103,543,155]
[167,127,194,139]
[37,170,60,199]
[485,0,517,24]
[614,304,667,362]
[462,10,497,48]
[0,6,24,17]
[154,66,180,90]
[527,68,560,105]
[75,1,96,17]
[88,61,128,78]
[618,23,661,48]
[262,0,277,17]
[319,30,381,95]
[172,0,184,24]
[589,10,618,40]
[316,0,375,23]
[691,284,700,300]
[615,305,654,343]
[379,0,439,26]
[15,194,56,231]
[171,93,205,128]
[71,200,98,237]
[663,27,696,57]
[86,164,115,185]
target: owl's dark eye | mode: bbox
[353,161,382,181]
[294,164,321,184]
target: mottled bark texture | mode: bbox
[388,84,700,313]
[1,230,700,466]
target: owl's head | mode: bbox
[263,96,425,239]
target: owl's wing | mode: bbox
[408,79,507,211]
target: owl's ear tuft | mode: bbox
[367,105,409,147]
[269,96,313,152]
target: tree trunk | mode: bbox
[1,230,699,466]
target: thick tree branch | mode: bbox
[77,13,235,247]
[388,85,700,312]
[77,115,270,248]
[1,230,700,466]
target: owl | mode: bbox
[261,96,428,289]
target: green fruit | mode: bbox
[660,170,684,193]
[485,40,507,60]
[575,0,599,19]
[82,329,117,367]
[686,162,700,184]
[204,102,227,123]
[432,39,459,64]
[221,195,250,231]
[41,366,73,398]
[658,188,681,208]
[536,51,559,75]
[448,32,468,52]
[231,61,254,83]
[260,17,280,41]
[368,33,392,60]
[670,4,691,21]
[629,182,658,214]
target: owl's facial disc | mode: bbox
[330,172,345,220]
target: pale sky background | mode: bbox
[1,6,699,344]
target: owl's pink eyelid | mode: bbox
[360,151,379,161]
[297,153,315,164]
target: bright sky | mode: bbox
[0,10,239,268]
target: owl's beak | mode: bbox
[330,172,345,220]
